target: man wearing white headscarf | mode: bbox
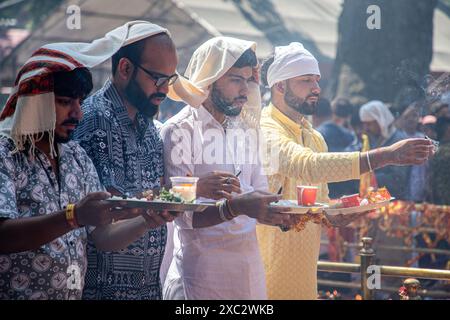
[359,100,396,143]
[358,100,410,199]
[0,23,160,299]
[257,42,434,299]
[358,101,412,274]
[160,37,297,299]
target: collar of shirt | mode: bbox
[22,140,73,163]
[195,104,226,131]
[267,102,312,134]
[102,79,150,138]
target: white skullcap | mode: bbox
[267,42,320,88]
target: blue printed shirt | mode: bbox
[74,80,166,300]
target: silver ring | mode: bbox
[225,177,231,184]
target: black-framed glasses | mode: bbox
[129,59,178,88]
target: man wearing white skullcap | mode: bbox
[73,21,183,300]
[257,42,434,299]
[160,37,298,299]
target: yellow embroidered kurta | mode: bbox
[257,104,361,299]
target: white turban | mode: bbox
[168,36,261,128]
[267,42,320,88]
[0,20,170,156]
[359,100,395,139]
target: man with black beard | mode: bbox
[161,37,297,299]
[256,42,435,299]
[74,22,179,300]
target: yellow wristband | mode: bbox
[65,204,78,229]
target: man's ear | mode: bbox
[275,81,285,94]
[117,57,134,81]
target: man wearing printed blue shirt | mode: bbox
[74,24,179,300]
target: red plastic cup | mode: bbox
[297,186,318,206]
[340,194,361,208]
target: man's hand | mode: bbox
[197,171,241,200]
[141,210,181,229]
[229,190,298,227]
[75,192,144,227]
[384,138,434,166]
[324,211,370,228]
[106,187,122,197]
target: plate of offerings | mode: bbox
[325,187,394,216]
[106,187,216,212]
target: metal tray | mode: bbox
[269,200,328,214]
[106,198,217,212]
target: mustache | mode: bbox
[306,94,319,99]
[234,96,247,102]
[62,118,79,126]
[149,92,167,100]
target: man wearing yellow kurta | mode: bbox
[257,42,434,299]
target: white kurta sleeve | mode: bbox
[160,121,195,229]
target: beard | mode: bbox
[55,118,80,143]
[125,73,166,118]
[284,85,318,116]
[210,83,247,117]
[55,134,71,144]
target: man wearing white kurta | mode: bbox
[161,37,289,299]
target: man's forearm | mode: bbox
[192,207,229,228]
[360,147,390,174]
[90,216,148,252]
[0,211,73,253]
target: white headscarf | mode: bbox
[359,100,395,139]
[168,36,261,128]
[0,21,170,156]
[267,42,320,88]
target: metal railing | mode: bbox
[317,237,450,300]
[320,239,450,256]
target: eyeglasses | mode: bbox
[129,59,178,88]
